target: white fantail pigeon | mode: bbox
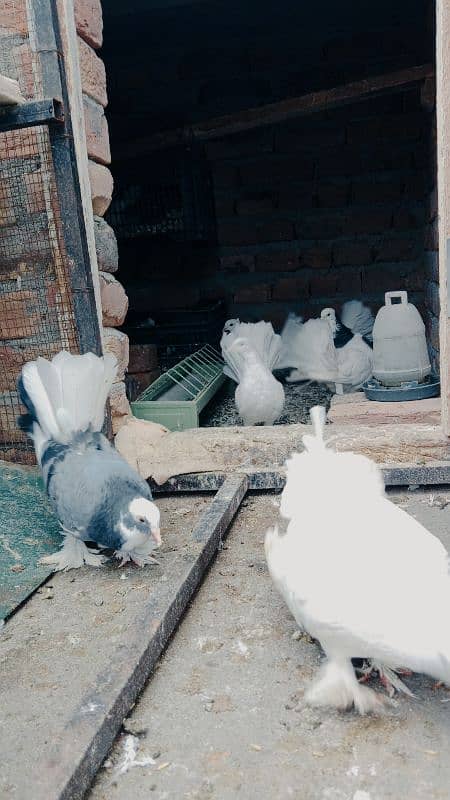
[265,406,450,713]
[221,320,285,426]
[18,351,161,570]
[221,337,285,426]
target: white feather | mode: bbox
[285,318,339,383]
[222,337,285,426]
[21,350,118,447]
[221,320,282,375]
[341,300,374,341]
[266,406,450,713]
[335,334,373,389]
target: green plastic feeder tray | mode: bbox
[131,344,226,431]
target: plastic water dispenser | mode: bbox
[372,291,431,387]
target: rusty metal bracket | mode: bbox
[0,98,64,132]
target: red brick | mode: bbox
[88,161,113,216]
[346,117,382,145]
[24,172,46,215]
[425,251,439,282]
[275,125,344,152]
[309,271,338,297]
[14,42,35,99]
[336,268,362,296]
[277,186,312,211]
[0,129,39,160]
[239,155,314,186]
[362,266,408,295]
[333,242,372,267]
[217,219,258,246]
[206,129,273,159]
[0,0,28,34]
[351,178,403,205]
[392,208,424,230]
[428,188,438,221]
[219,254,255,273]
[298,214,344,239]
[128,344,159,374]
[425,220,439,250]
[374,237,418,262]
[403,269,423,292]
[0,290,45,340]
[255,250,299,273]
[83,95,111,165]
[233,283,271,303]
[380,113,424,141]
[235,192,275,216]
[0,179,17,225]
[78,36,107,107]
[257,218,294,243]
[299,246,332,270]
[425,280,440,317]
[272,274,309,301]
[315,183,348,209]
[74,0,103,48]
[344,208,392,235]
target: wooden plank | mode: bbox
[28,475,247,800]
[116,63,434,157]
[151,463,450,493]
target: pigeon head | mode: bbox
[223,318,240,335]
[117,497,161,555]
[320,308,338,336]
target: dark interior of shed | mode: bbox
[101,0,438,418]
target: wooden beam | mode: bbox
[116,63,434,158]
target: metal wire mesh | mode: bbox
[106,147,216,243]
[0,124,80,463]
[0,0,93,463]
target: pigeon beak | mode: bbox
[152,527,162,546]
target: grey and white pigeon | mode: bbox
[17,350,161,571]
[265,406,450,714]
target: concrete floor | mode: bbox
[89,490,450,800]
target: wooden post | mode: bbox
[436,0,450,434]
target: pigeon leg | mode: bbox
[355,660,414,698]
[39,532,106,571]
[305,656,391,714]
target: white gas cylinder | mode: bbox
[372,291,431,386]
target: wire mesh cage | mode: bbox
[0,0,104,464]
[106,145,216,243]
[0,125,81,463]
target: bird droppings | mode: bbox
[89,490,450,800]
[115,735,157,776]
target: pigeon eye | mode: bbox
[137,515,146,523]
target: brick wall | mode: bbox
[201,90,432,332]
[119,89,434,360]
[74,0,131,431]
